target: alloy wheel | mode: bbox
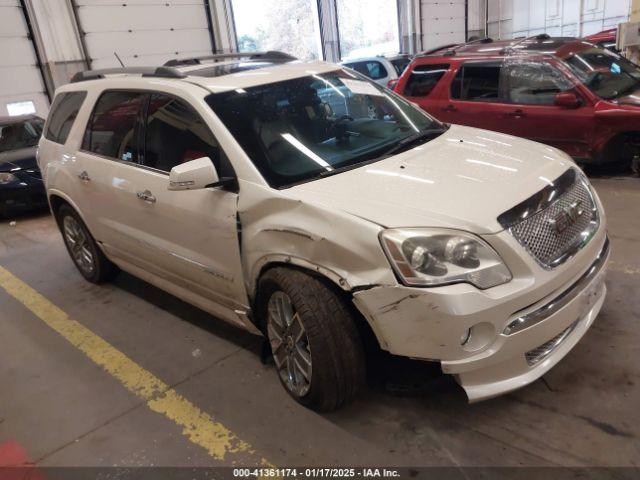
[62,215,95,275]
[267,291,312,397]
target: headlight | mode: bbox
[0,172,19,185]
[380,228,512,289]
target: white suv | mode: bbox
[39,52,609,411]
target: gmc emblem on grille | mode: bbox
[549,200,585,234]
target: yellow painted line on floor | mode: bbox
[0,265,272,466]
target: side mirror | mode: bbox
[387,78,399,90]
[554,91,581,109]
[168,157,219,191]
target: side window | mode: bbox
[143,93,226,174]
[505,62,574,105]
[82,91,144,162]
[45,92,87,145]
[365,61,387,80]
[403,64,449,97]
[345,61,388,80]
[451,63,503,102]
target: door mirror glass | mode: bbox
[554,92,581,109]
[168,157,219,191]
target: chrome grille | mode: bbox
[525,321,578,366]
[507,171,599,269]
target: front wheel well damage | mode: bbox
[252,262,382,353]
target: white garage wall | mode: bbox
[72,0,216,69]
[28,0,86,89]
[488,0,630,39]
[420,0,468,50]
[0,0,49,117]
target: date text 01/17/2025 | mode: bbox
[232,468,401,478]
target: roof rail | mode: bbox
[164,51,296,67]
[500,33,552,54]
[418,43,460,56]
[417,37,494,57]
[70,66,187,83]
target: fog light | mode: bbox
[461,322,496,352]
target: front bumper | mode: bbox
[0,177,47,216]
[352,231,609,402]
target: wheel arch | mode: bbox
[252,261,382,353]
[598,131,640,163]
[48,190,88,226]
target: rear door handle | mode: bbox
[77,170,90,182]
[508,109,527,118]
[136,189,156,204]
[442,104,457,113]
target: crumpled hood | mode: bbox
[286,125,575,234]
[0,147,38,171]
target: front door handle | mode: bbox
[77,170,90,182]
[508,109,527,118]
[136,189,156,204]
[442,104,457,113]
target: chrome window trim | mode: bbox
[78,149,169,176]
[503,236,609,336]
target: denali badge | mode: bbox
[549,200,585,234]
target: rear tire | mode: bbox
[258,268,366,411]
[56,204,118,283]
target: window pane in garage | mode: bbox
[337,0,399,59]
[232,0,322,60]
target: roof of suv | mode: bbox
[416,35,593,61]
[68,52,342,94]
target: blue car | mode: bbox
[0,115,48,217]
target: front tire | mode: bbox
[258,268,366,411]
[56,204,118,283]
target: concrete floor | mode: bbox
[0,174,639,469]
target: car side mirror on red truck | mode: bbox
[387,79,399,90]
[554,92,581,109]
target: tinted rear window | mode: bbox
[45,92,86,145]
[403,64,448,97]
[82,91,144,162]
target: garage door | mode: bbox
[73,0,215,69]
[0,0,49,117]
[421,0,467,50]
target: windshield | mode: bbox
[206,69,442,188]
[563,47,640,99]
[0,118,44,153]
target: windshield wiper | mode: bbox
[378,127,447,158]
